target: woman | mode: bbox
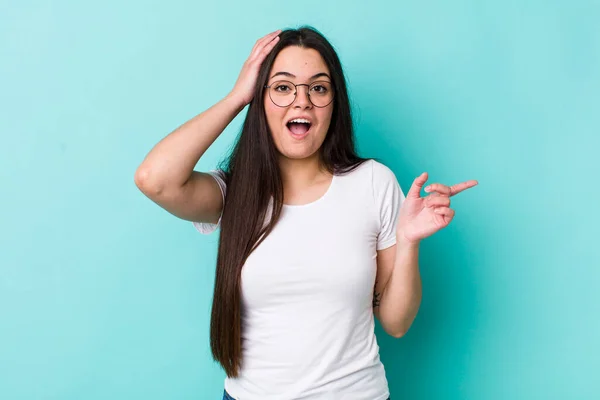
[135,26,477,400]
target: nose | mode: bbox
[292,85,312,109]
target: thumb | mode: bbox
[406,172,428,199]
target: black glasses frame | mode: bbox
[264,80,334,108]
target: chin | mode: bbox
[278,148,317,160]
[277,142,320,159]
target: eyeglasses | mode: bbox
[264,80,334,108]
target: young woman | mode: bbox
[135,26,477,400]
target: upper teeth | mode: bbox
[290,118,310,124]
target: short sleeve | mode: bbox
[192,169,227,235]
[372,161,406,251]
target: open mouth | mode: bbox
[286,120,312,137]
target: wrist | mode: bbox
[225,91,248,110]
[396,231,421,248]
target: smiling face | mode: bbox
[264,46,334,162]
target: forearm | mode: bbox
[136,92,246,190]
[378,237,422,338]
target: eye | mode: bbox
[274,83,293,92]
[310,84,329,94]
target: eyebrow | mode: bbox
[269,71,331,80]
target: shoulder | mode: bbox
[370,159,399,187]
[369,160,405,206]
[335,159,398,194]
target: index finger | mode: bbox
[426,180,478,196]
[451,180,478,196]
[250,29,282,58]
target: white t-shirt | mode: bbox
[193,159,405,400]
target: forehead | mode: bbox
[270,46,330,79]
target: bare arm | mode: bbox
[134,29,281,224]
[134,93,245,222]
[374,240,422,338]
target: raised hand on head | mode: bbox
[229,29,282,106]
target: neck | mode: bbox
[278,154,330,189]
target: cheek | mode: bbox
[317,108,334,129]
[264,102,286,131]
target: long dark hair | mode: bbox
[211,26,374,378]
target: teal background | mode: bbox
[1,0,599,399]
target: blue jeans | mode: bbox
[223,389,390,399]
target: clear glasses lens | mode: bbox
[268,80,334,107]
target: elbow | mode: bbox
[389,315,420,338]
[390,329,407,339]
[379,315,410,338]
[134,166,147,190]
[134,166,164,197]
[386,322,410,338]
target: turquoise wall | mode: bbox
[1,1,598,399]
